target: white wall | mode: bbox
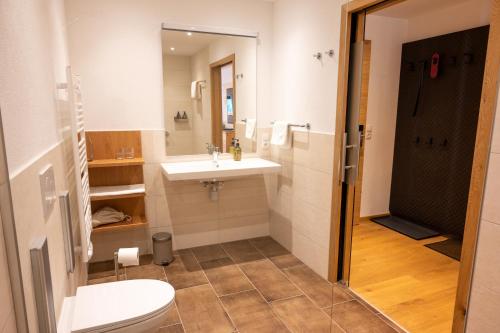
[360,15,407,217]
[264,0,346,278]
[65,0,273,131]
[0,216,16,333]
[467,71,500,333]
[0,0,86,330]
[0,0,68,176]
[164,55,195,155]
[406,0,491,42]
[271,0,344,134]
[190,48,212,154]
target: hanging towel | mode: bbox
[271,121,290,147]
[191,81,201,99]
[245,118,256,139]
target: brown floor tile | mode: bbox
[161,304,182,327]
[220,290,289,333]
[269,254,304,270]
[284,265,353,308]
[249,237,289,257]
[175,284,234,333]
[87,275,124,285]
[88,260,115,279]
[158,324,185,333]
[191,244,228,263]
[164,253,208,290]
[126,263,166,280]
[221,240,265,263]
[240,259,301,302]
[331,300,397,333]
[378,314,406,333]
[271,295,343,333]
[200,258,253,296]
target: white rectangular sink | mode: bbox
[161,157,282,181]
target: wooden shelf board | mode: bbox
[88,158,144,168]
[90,184,145,201]
[90,192,145,202]
[92,216,148,234]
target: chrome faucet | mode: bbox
[206,143,215,155]
[212,146,220,168]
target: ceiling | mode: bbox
[161,30,221,56]
[371,0,474,19]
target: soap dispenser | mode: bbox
[229,138,236,156]
[234,140,242,161]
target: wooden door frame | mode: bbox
[328,1,500,332]
[210,54,236,149]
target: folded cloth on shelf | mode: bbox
[92,206,131,227]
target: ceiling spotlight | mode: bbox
[170,47,175,51]
[187,32,193,36]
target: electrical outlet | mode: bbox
[39,164,56,220]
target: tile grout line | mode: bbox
[161,263,188,333]
[248,238,348,333]
[219,242,293,333]
[242,239,340,333]
[188,248,240,333]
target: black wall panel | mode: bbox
[389,26,489,238]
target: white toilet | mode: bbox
[58,279,175,333]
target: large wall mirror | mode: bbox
[161,26,258,156]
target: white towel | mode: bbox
[271,121,290,147]
[191,81,201,99]
[245,118,256,139]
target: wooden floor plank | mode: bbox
[350,219,459,333]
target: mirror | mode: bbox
[161,28,257,156]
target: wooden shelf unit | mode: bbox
[86,131,147,233]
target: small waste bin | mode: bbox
[152,232,174,265]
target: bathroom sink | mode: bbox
[161,157,282,181]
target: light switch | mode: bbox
[366,125,373,140]
[262,133,270,150]
[39,164,56,220]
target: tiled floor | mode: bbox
[88,237,402,333]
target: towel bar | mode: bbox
[271,121,311,130]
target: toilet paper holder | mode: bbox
[114,247,140,280]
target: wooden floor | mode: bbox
[350,219,460,333]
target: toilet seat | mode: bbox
[69,279,175,333]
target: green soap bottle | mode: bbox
[229,138,236,155]
[234,142,242,161]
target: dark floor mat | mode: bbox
[371,215,440,240]
[425,238,462,261]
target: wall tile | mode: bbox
[480,153,500,225]
[0,217,15,330]
[1,310,16,333]
[467,220,500,332]
[293,131,334,174]
[292,164,333,211]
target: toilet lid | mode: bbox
[71,279,175,333]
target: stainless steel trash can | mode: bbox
[152,232,174,265]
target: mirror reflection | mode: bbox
[161,29,257,156]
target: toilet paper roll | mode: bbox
[117,247,139,266]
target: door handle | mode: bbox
[341,130,362,184]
